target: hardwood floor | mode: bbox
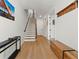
[15,35,58,59]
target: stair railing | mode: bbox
[24,16,30,32]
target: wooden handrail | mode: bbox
[24,16,30,32]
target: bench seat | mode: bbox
[50,40,78,59]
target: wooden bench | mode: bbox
[64,51,77,59]
[50,40,78,59]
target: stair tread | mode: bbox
[26,36,35,37]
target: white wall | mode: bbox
[0,0,27,42]
[37,18,44,35]
[55,0,78,50]
[37,17,48,39]
[55,0,75,13]
[0,0,28,59]
[43,17,48,39]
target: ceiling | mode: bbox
[19,0,56,18]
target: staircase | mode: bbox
[24,9,37,41]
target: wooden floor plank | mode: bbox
[15,35,58,59]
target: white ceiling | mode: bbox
[19,0,56,18]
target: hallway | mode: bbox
[15,35,58,59]
[0,0,78,59]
